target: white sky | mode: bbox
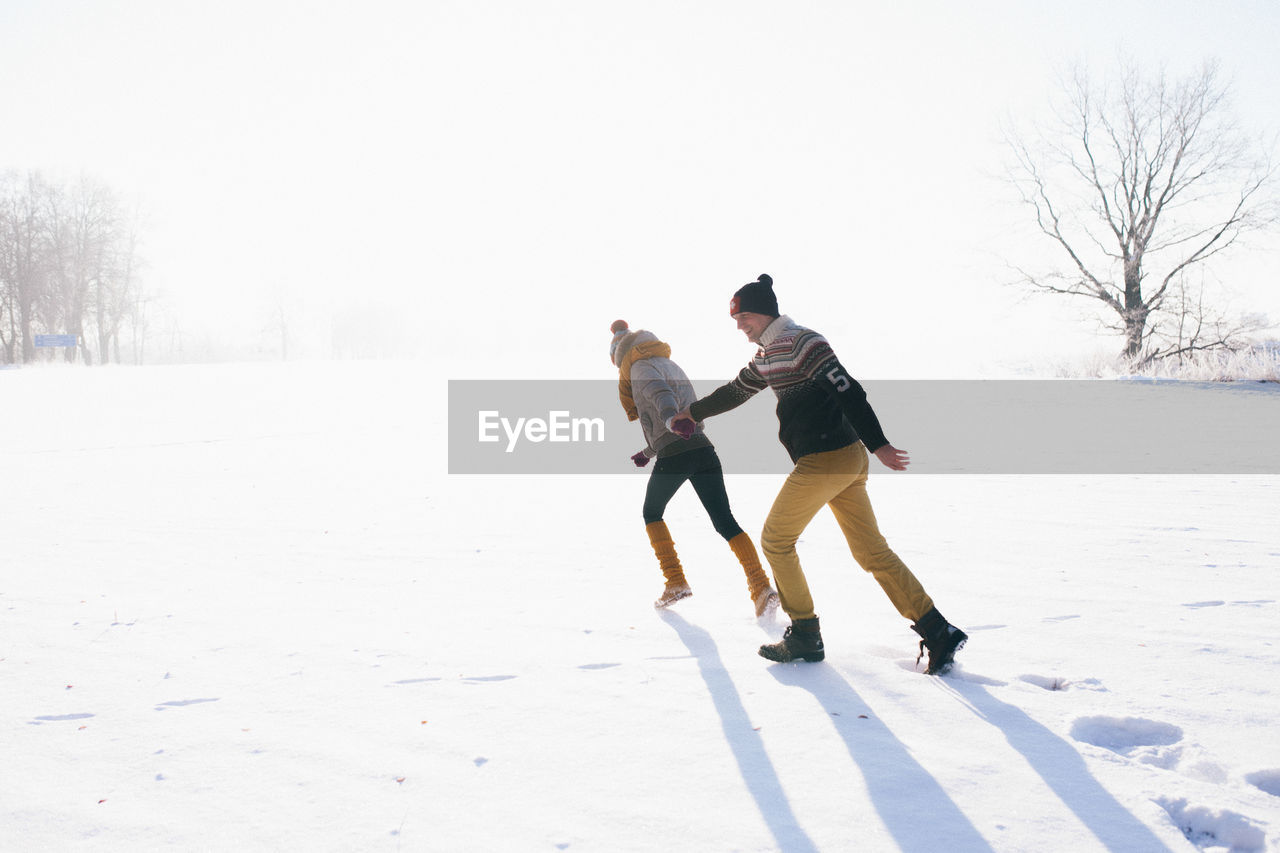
[3,0,1278,375]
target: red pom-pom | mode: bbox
[610,319,629,334]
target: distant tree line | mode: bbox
[0,170,147,365]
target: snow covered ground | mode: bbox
[3,361,1279,852]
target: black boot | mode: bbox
[759,617,825,663]
[911,608,967,675]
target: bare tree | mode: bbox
[36,177,79,362]
[94,198,145,364]
[0,172,53,363]
[0,180,15,363]
[0,171,151,365]
[1006,59,1277,364]
[55,175,122,365]
[125,278,156,365]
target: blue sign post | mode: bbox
[35,334,78,347]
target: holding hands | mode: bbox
[668,409,697,439]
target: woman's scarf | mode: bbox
[617,339,671,421]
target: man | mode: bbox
[670,274,966,673]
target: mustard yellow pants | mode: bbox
[761,443,933,622]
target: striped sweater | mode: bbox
[689,316,889,463]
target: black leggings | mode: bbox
[642,446,744,541]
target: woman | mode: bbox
[609,319,778,617]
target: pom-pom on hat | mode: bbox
[730,273,779,317]
[609,319,630,364]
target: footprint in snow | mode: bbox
[1018,674,1071,691]
[1156,797,1266,853]
[462,675,516,683]
[29,713,95,725]
[1182,600,1225,609]
[578,663,621,670]
[155,698,220,709]
[389,678,443,686]
[1018,674,1108,692]
[1069,715,1183,767]
[1042,614,1080,623]
[1244,769,1280,798]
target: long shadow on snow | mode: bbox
[768,664,996,853]
[659,611,820,853]
[941,678,1174,853]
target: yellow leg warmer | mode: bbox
[728,532,771,596]
[646,521,691,608]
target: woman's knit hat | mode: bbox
[729,273,778,317]
[609,319,630,365]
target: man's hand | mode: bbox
[873,444,910,471]
[667,410,696,439]
[631,450,650,468]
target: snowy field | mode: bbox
[3,361,1279,852]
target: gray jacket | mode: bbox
[615,331,711,458]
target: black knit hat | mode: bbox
[729,274,779,317]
